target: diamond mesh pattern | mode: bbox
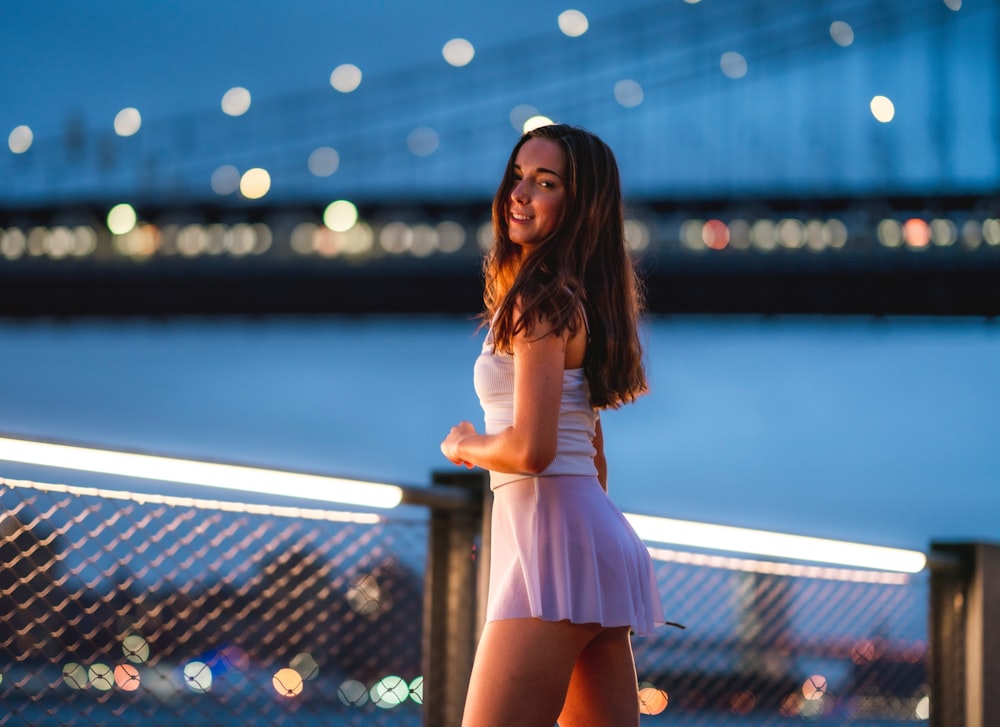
[0,477,928,725]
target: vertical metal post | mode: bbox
[930,542,1000,727]
[422,470,487,727]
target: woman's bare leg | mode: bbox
[461,618,601,727]
[557,626,639,727]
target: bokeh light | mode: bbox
[409,676,424,704]
[338,679,370,707]
[614,79,644,108]
[330,64,362,93]
[638,685,669,714]
[221,87,251,116]
[830,21,855,46]
[442,38,475,67]
[8,125,33,153]
[721,52,748,79]
[558,10,589,37]
[510,104,539,131]
[211,165,241,195]
[113,107,142,137]
[183,660,212,692]
[122,634,150,664]
[239,167,271,199]
[273,667,304,697]
[63,663,88,690]
[944,0,962,10]
[903,218,931,248]
[114,664,141,691]
[702,219,730,250]
[290,652,319,681]
[371,675,409,708]
[308,147,339,177]
[802,674,828,700]
[88,663,114,691]
[107,203,138,235]
[870,95,895,122]
[523,115,554,133]
[407,127,440,156]
[324,200,358,232]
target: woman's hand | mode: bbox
[441,420,478,468]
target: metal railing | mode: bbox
[0,444,995,726]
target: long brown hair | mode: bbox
[483,124,647,409]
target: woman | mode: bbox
[441,123,664,727]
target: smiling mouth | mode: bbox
[511,212,532,222]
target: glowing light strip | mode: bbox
[0,437,404,510]
[625,513,926,573]
[0,478,382,524]
[645,547,911,585]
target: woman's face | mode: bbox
[507,137,567,249]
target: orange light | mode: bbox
[702,219,730,250]
[903,218,931,248]
[638,686,669,714]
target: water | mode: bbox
[1,314,998,552]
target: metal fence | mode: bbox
[1,475,931,726]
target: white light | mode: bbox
[308,147,339,177]
[211,165,241,195]
[8,125,33,153]
[442,38,475,67]
[523,115,554,134]
[221,87,251,116]
[720,52,748,79]
[614,79,644,108]
[943,0,961,10]
[625,513,926,573]
[240,167,271,199]
[509,104,538,131]
[407,127,439,156]
[324,200,358,232]
[107,204,137,235]
[870,95,895,123]
[330,64,362,93]
[0,436,404,509]
[558,10,589,37]
[830,21,854,47]
[114,107,142,137]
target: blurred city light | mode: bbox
[407,126,440,156]
[557,9,589,37]
[720,51,748,79]
[870,95,895,122]
[221,86,252,116]
[614,79,644,108]
[442,38,475,67]
[625,513,927,572]
[113,107,142,137]
[308,146,339,177]
[7,125,33,153]
[323,200,358,232]
[239,167,271,199]
[330,63,362,93]
[0,436,405,509]
[106,203,137,235]
[830,20,855,47]
[523,115,554,133]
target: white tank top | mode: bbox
[473,323,599,490]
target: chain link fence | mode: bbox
[1,476,929,726]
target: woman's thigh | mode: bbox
[462,618,601,727]
[558,626,639,727]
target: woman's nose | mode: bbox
[511,180,529,202]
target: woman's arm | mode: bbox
[441,317,565,474]
[593,416,608,492]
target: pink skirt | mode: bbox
[486,474,665,636]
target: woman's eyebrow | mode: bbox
[513,163,564,180]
